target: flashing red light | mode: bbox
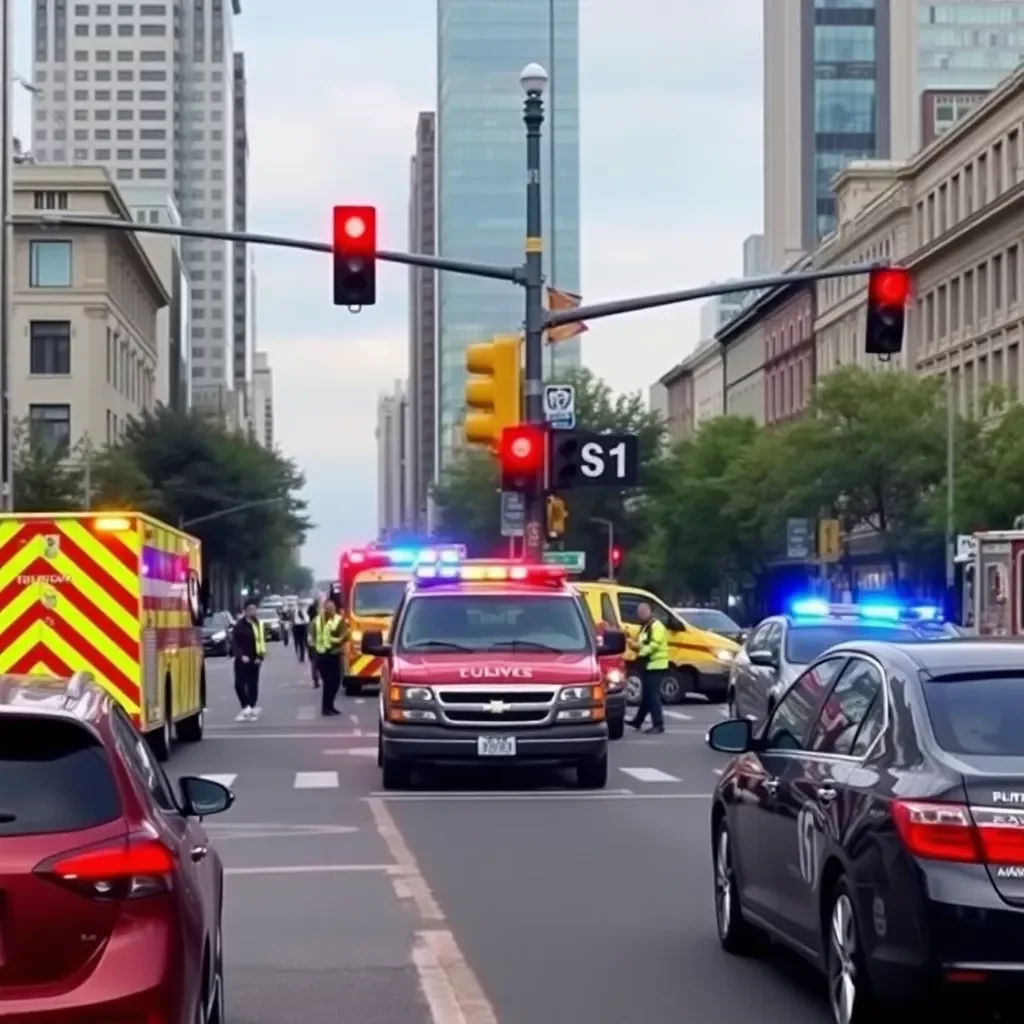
[332,205,377,306]
[499,425,544,476]
[611,545,622,568]
[869,267,911,307]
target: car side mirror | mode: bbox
[706,718,755,754]
[749,649,778,670]
[598,629,626,656]
[179,775,234,818]
[361,630,391,657]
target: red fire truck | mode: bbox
[970,530,1024,636]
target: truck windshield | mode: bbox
[397,594,590,653]
[353,580,408,617]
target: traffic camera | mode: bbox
[864,267,910,357]
[499,424,545,492]
[546,495,568,538]
[464,334,522,448]
[333,205,376,308]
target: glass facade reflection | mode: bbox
[918,3,1024,92]
[812,0,880,240]
[437,0,580,470]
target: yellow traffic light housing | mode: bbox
[547,495,568,538]
[464,334,522,448]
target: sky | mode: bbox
[12,0,763,578]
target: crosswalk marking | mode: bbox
[296,705,316,721]
[619,767,681,783]
[663,709,692,721]
[293,771,340,789]
[201,773,238,788]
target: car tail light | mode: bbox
[35,831,176,900]
[892,800,1024,865]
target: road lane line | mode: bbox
[663,709,693,721]
[201,773,238,787]
[225,863,396,876]
[619,767,681,783]
[348,713,360,725]
[368,798,498,1024]
[366,792,710,802]
[293,771,339,789]
[203,730,362,739]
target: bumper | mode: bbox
[381,720,607,765]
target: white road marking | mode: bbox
[200,773,238,788]
[225,863,397,876]
[205,823,359,840]
[322,746,378,756]
[713,768,723,775]
[368,797,498,1023]
[355,697,366,704]
[663,709,693,721]
[367,792,710,802]
[296,705,316,721]
[619,766,682,783]
[293,771,339,789]
[203,730,362,740]
[348,713,361,725]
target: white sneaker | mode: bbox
[250,705,262,719]
[234,708,251,722]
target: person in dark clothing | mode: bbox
[231,598,267,721]
[312,597,346,716]
[307,599,321,687]
[291,601,309,663]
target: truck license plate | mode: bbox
[477,736,516,757]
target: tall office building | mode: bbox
[251,350,272,448]
[31,0,243,401]
[232,51,249,408]
[408,112,436,533]
[436,0,580,472]
[763,0,1023,271]
[376,380,410,539]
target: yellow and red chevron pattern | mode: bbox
[0,515,142,713]
[348,653,384,679]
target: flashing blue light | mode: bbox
[860,603,901,621]
[911,605,940,621]
[388,548,417,565]
[387,546,463,567]
[791,598,829,617]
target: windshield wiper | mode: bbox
[404,640,473,652]
[0,811,16,823]
[488,640,564,653]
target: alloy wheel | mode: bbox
[714,829,733,939]
[829,893,858,1024]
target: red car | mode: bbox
[0,671,233,1023]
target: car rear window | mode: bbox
[922,675,1024,756]
[0,718,121,836]
[786,624,917,664]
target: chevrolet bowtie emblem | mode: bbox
[485,700,510,714]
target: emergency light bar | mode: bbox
[790,597,942,623]
[412,561,567,586]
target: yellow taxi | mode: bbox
[575,581,739,704]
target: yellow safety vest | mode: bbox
[251,619,266,657]
[637,618,669,671]
[314,614,344,655]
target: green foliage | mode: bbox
[431,367,666,574]
[91,406,310,584]
[12,419,87,513]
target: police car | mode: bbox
[359,556,626,790]
[727,599,947,723]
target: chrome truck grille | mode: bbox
[434,685,557,728]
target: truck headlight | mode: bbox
[389,685,433,703]
[351,629,363,644]
[603,668,625,691]
[559,684,603,702]
[715,649,735,664]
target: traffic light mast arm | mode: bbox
[542,261,892,329]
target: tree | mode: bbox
[955,399,1024,531]
[430,367,666,574]
[11,418,87,512]
[91,407,310,588]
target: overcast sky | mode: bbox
[13,0,763,578]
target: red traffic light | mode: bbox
[332,205,377,307]
[869,267,910,307]
[611,545,622,568]
[499,425,544,475]
[333,206,375,255]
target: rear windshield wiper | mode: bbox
[0,812,17,823]
[488,640,564,653]
[403,640,473,652]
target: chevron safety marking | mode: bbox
[349,654,384,678]
[0,518,142,713]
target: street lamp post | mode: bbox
[520,62,549,563]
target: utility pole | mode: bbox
[82,433,92,511]
[521,62,548,562]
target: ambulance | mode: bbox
[337,544,465,696]
[0,511,207,761]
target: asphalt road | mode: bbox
[172,642,836,1024]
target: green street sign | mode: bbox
[543,550,586,573]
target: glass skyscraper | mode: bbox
[436,0,580,471]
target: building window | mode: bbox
[30,321,71,374]
[29,405,72,455]
[29,241,72,287]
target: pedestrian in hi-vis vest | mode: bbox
[627,603,667,734]
[311,598,347,715]
[231,598,267,722]
[306,598,321,687]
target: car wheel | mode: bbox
[607,713,625,741]
[826,877,876,1024]
[660,670,692,704]
[377,733,383,767]
[713,820,759,954]
[626,674,642,704]
[149,680,173,762]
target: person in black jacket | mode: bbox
[231,598,267,721]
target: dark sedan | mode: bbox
[202,610,234,656]
[707,638,1024,1023]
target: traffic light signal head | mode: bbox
[865,267,910,356]
[611,546,622,569]
[333,205,376,307]
[546,495,568,537]
[499,424,544,492]
[464,334,521,448]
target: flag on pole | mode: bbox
[545,287,588,344]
